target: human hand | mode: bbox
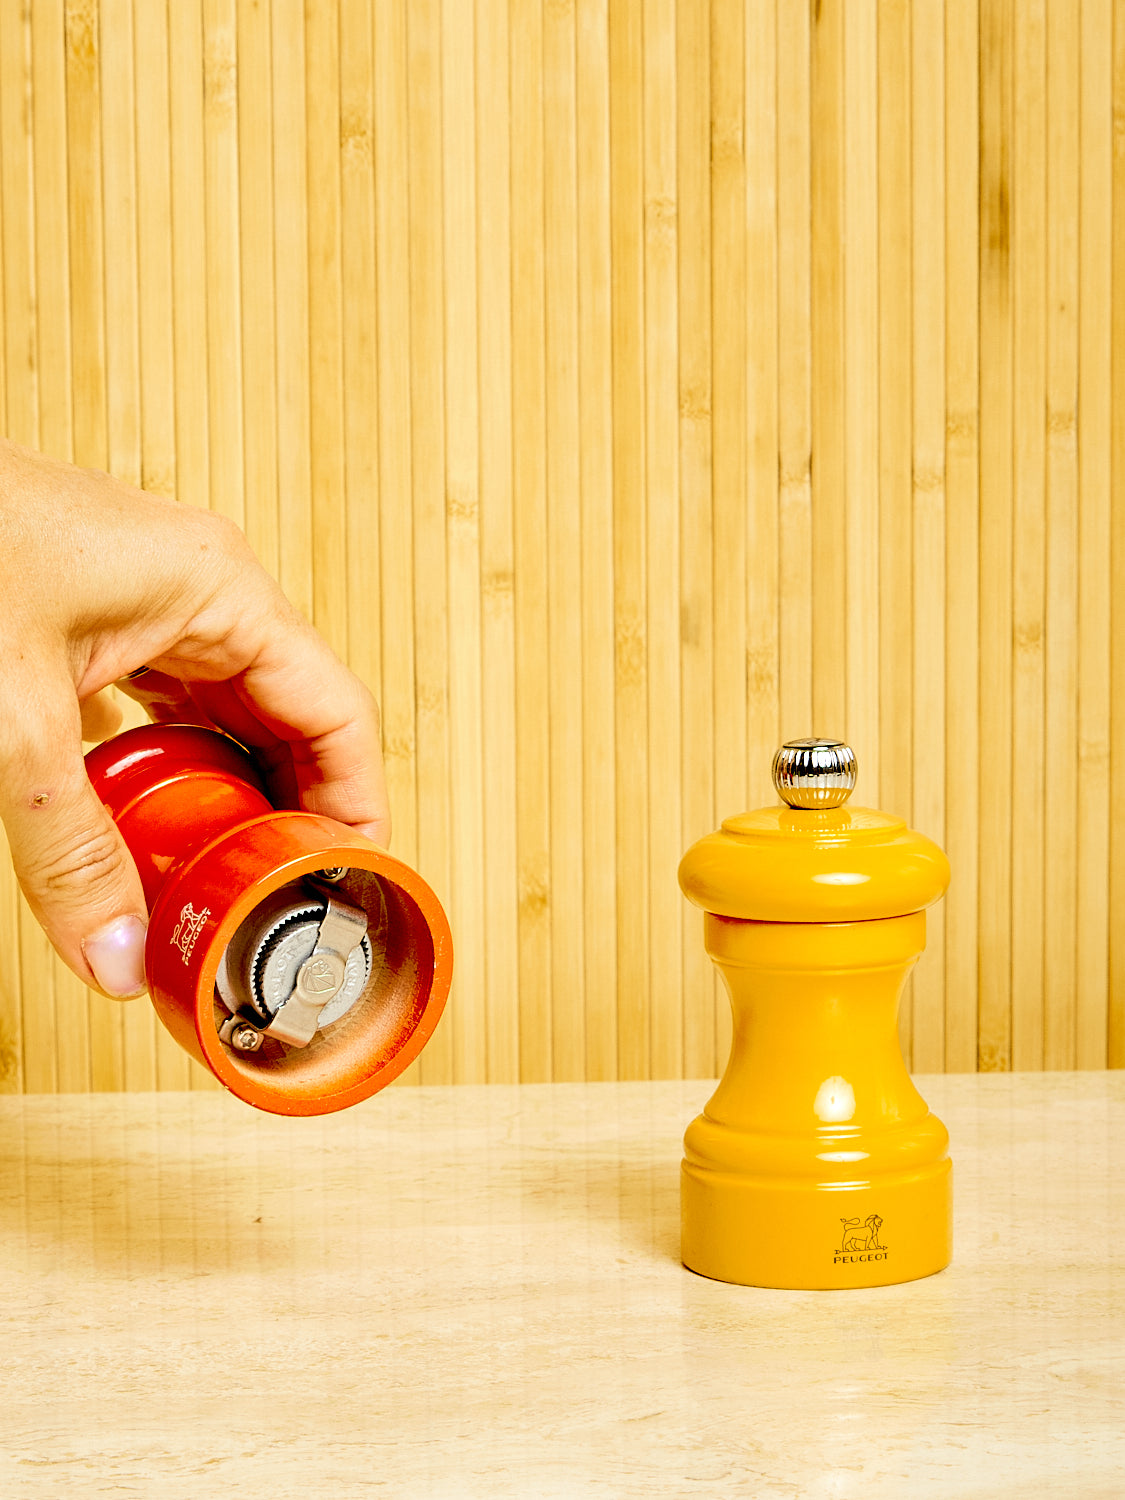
[0,439,389,998]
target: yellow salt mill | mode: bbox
[678,738,952,1289]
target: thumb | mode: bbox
[1,708,149,998]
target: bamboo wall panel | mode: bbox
[0,0,1120,1090]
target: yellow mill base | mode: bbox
[681,1156,952,1290]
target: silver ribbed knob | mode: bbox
[772,738,858,809]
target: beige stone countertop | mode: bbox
[0,1073,1120,1498]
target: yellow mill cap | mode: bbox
[679,739,950,923]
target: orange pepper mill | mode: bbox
[678,739,951,1289]
[85,723,453,1116]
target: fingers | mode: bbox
[116,643,391,849]
[244,659,390,846]
[115,669,216,727]
[191,623,392,848]
[54,492,391,847]
[0,687,148,998]
[0,453,389,991]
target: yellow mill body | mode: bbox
[678,739,952,1290]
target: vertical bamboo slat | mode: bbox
[0,2,1120,1090]
[643,0,681,1082]
[64,0,107,471]
[609,0,649,1081]
[31,0,71,467]
[876,0,913,816]
[306,3,348,664]
[1010,0,1046,1071]
[237,0,278,582]
[576,0,617,1083]
[810,0,847,740]
[373,0,417,871]
[442,0,485,1084]
[201,0,243,533]
[978,0,1014,1073]
[169,0,209,516]
[477,0,519,1084]
[776,1,813,743]
[133,1,176,500]
[1110,0,1125,1069]
[272,0,311,620]
[911,0,947,1072]
[844,2,879,811]
[944,0,982,1074]
[100,0,140,493]
[340,0,379,705]
[1044,0,1080,1070]
[1076,0,1112,1069]
[1,0,37,450]
[544,0,584,1082]
[511,0,551,1083]
[741,0,775,813]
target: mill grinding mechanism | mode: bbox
[678,739,951,1289]
[85,724,453,1115]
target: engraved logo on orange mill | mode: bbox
[834,1213,888,1265]
[171,903,210,965]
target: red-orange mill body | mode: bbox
[86,724,452,1116]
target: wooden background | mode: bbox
[0,0,1120,1091]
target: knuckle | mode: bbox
[22,823,125,902]
[200,507,251,556]
[180,508,252,584]
[355,679,380,728]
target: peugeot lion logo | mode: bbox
[171,903,211,965]
[834,1213,889,1265]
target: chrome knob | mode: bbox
[772,738,858,809]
